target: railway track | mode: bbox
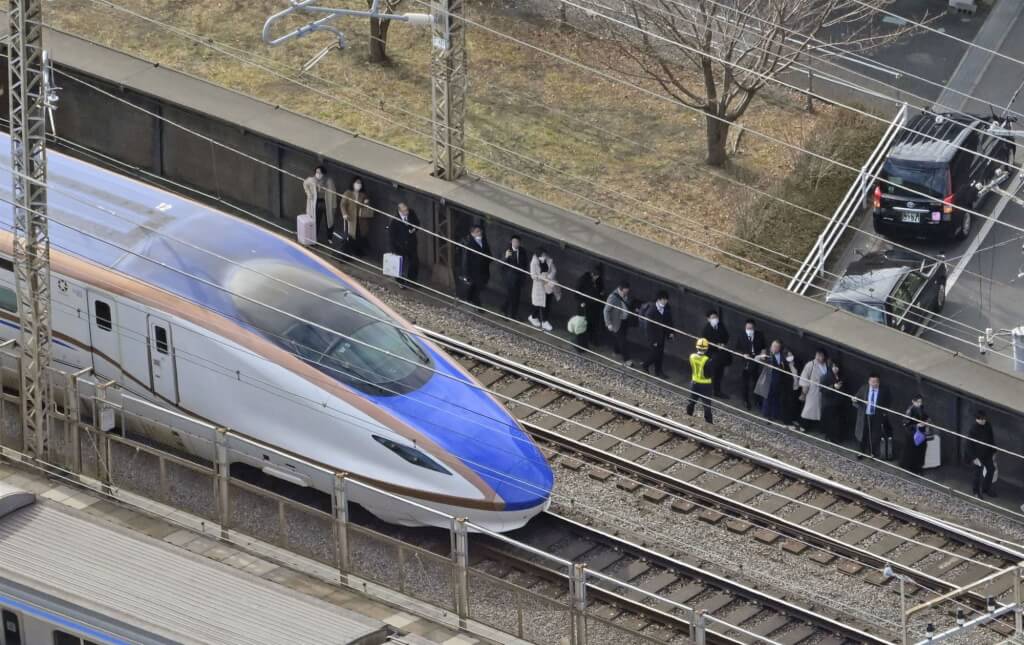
[425,330,1024,643]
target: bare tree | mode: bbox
[368,0,405,63]
[604,0,908,166]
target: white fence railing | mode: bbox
[787,103,909,296]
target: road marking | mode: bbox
[945,168,1024,293]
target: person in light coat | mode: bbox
[799,349,829,433]
[528,249,560,331]
[302,165,337,244]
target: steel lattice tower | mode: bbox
[430,0,466,180]
[8,0,52,459]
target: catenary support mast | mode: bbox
[430,0,466,180]
[8,0,52,459]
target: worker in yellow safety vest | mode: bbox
[686,338,714,424]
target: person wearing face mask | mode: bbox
[798,349,829,433]
[574,266,605,349]
[899,395,928,474]
[780,349,802,428]
[302,165,337,245]
[734,319,765,410]
[639,291,674,378]
[754,340,785,421]
[528,248,560,331]
[457,223,493,307]
[686,338,714,423]
[501,235,530,318]
[603,283,634,367]
[966,411,996,499]
[340,176,372,255]
[386,202,420,287]
[700,310,731,397]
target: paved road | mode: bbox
[825,0,1024,376]
[809,0,988,113]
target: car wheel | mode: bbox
[936,283,946,311]
[955,212,971,240]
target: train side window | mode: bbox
[94,300,112,332]
[3,609,22,645]
[0,286,17,314]
[154,326,169,355]
[52,631,81,645]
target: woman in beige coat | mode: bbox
[799,349,829,432]
[302,166,337,244]
[340,176,372,254]
[528,249,561,331]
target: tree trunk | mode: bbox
[369,17,392,64]
[704,113,730,167]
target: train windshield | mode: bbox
[229,259,433,396]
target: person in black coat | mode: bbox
[820,361,846,443]
[575,266,604,348]
[386,203,420,287]
[966,411,997,499]
[501,235,529,318]
[899,395,927,474]
[458,223,492,306]
[734,319,766,410]
[700,310,731,397]
[640,291,674,378]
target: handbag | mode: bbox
[753,365,771,399]
[382,252,404,277]
[913,428,926,446]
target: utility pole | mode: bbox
[8,0,52,459]
[430,0,466,180]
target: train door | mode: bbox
[147,315,178,404]
[2,609,22,645]
[86,291,122,382]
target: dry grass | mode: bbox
[49,0,884,283]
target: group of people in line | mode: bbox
[298,174,1003,502]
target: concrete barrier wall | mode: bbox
[17,29,1024,494]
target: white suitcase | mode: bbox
[296,213,316,246]
[382,252,404,277]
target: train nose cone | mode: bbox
[491,443,554,511]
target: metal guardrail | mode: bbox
[0,347,784,645]
[787,102,909,296]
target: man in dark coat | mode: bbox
[853,374,891,459]
[734,319,766,410]
[820,361,846,443]
[386,202,420,287]
[501,235,529,318]
[966,411,996,499]
[701,310,731,397]
[458,223,492,306]
[575,266,604,348]
[899,395,928,474]
[640,291,673,378]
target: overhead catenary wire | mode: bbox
[31,24,1016,363]
[6,189,1015,599]
[39,71,1024,466]
[67,0,1024,309]
[60,0,1024,350]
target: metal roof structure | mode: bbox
[0,483,388,644]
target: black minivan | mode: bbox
[872,113,1014,240]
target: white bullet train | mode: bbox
[0,136,553,532]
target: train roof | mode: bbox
[0,483,387,644]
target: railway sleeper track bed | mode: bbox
[425,331,1024,642]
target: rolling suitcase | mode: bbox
[296,213,316,246]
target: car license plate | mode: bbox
[901,212,920,223]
